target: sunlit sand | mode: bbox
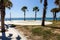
[0,20,52,26]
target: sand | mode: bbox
[0,20,52,26]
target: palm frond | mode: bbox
[3,0,13,9]
[33,6,39,12]
[55,0,59,5]
[51,8,59,12]
[21,6,27,12]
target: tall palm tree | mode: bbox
[0,0,12,32]
[40,0,48,26]
[51,8,59,21]
[33,6,39,20]
[21,6,27,21]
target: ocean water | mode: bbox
[5,18,60,21]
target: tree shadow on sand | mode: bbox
[16,35,21,40]
[0,31,21,40]
[0,24,21,40]
[0,32,12,40]
[45,25,60,29]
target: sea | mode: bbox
[4,18,60,21]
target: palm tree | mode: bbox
[51,8,59,21]
[0,0,12,32]
[55,0,60,8]
[21,6,27,21]
[40,0,48,26]
[55,0,60,12]
[33,6,39,20]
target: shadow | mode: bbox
[8,34,13,38]
[16,35,21,40]
[0,32,12,40]
[8,24,16,28]
[0,32,21,40]
[0,24,21,40]
[5,24,9,29]
[45,25,60,29]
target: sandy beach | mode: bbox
[0,20,52,26]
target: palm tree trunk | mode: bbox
[53,12,55,21]
[59,0,60,8]
[10,13,11,21]
[41,7,46,26]
[54,12,56,21]
[1,8,5,32]
[41,0,47,26]
[53,12,55,24]
[24,12,26,21]
[1,0,5,32]
[35,11,37,21]
[59,6,60,9]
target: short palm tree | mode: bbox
[40,0,48,26]
[51,8,59,21]
[21,6,27,21]
[33,6,39,20]
[0,0,12,32]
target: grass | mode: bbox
[15,21,60,40]
[31,27,60,40]
[57,35,60,40]
[31,28,43,36]
[31,27,54,40]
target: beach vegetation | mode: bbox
[15,21,60,40]
[31,27,43,36]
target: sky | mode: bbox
[5,0,60,18]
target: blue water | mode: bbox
[5,18,60,21]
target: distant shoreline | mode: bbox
[4,18,60,21]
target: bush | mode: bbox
[10,24,16,27]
